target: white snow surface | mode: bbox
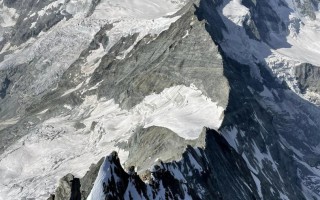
[0,85,224,200]
[92,0,185,20]
[0,2,19,27]
[87,157,120,200]
[222,0,249,26]
[135,84,224,139]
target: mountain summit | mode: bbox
[1,0,320,199]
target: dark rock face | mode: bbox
[195,0,320,199]
[295,63,320,93]
[88,128,260,200]
[52,175,81,200]
[0,77,10,99]
[294,0,320,19]
[100,152,131,199]
[52,173,76,200]
[219,55,307,200]
[295,62,320,105]
[48,158,104,200]
[243,0,286,43]
[70,178,81,200]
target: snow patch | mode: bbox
[61,82,83,97]
[222,0,249,26]
[0,4,19,27]
[0,117,20,131]
[63,105,72,110]
[223,126,239,151]
[135,84,224,139]
[251,172,263,199]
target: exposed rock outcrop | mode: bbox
[86,128,260,200]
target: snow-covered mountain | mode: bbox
[2,0,320,199]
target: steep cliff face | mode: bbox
[202,0,320,198]
[2,0,320,199]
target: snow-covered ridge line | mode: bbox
[0,84,224,199]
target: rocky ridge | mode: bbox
[2,0,320,199]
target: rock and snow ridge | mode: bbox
[3,0,320,199]
[0,84,224,199]
[87,128,260,200]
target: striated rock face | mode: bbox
[295,63,320,104]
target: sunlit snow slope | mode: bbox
[0,85,223,199]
